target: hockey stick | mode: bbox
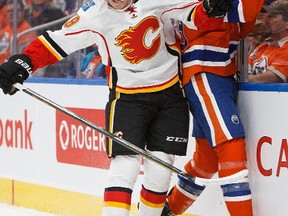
[13,83,248,186]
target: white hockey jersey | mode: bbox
[23,0,205,93]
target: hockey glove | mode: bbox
[0,54,32,95]
[203,0,232,17]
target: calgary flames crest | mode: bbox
[115,16,161,64]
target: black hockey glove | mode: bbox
[0,54,32,95]
[203,0,232,17]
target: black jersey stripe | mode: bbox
[42,32,68,58]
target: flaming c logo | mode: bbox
[115,16,161,64]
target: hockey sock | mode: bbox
[216,138,253,216]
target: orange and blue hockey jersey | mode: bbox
[164,0,264,85]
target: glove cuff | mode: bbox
[9,54,33,77]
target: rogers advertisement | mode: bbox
[1,82,288,215]
[56,107,111,169]
[0,109,33,150]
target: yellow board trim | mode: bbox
[0,178,13,204]
[0,178,196,216]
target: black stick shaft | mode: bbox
[20,85,183,175]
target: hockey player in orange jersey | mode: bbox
[161,0,264,215]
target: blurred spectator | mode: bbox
[80,47,106,78]
[257,0,276,22]
[53,0,67,14]
[248,0,288,83]
[248,20,269,55]
[25,0,69,77]
[46,52,80,77]
[265,0,276,4]
[25,0,65,35]
[53,0,78,15]
[66,45,106,79]
[255,0,277,24]
[24,0,32,8]
[0,0,7,30]
[0,0,37,63]
[64,0,77,14]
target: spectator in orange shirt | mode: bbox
[248,0,288,83]
[25,0,65,35]
[0,0,37,63]
[0,0,7,30]
[248,19,269,55]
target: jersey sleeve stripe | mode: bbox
[39,32,68,60]
[182,43,238,67]
[226,0,245,22]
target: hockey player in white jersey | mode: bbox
[0,0,232,215]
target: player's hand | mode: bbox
[0,54,32,95]
[203,0,232,17]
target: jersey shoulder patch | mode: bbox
[81,0,96,11]
[63,15,80,28]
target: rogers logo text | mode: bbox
[0,110,33,149]
[56,108,111,169]
[59,120,105,151]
